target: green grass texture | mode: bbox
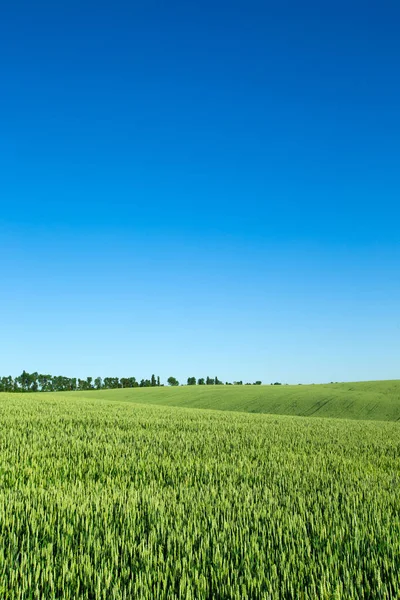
[9,379,399,421]
[1,393,399,598]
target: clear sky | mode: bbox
[1,0,399,384]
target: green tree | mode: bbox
[15,371,38,392]
[103,377,119,389]
[167,376,179,386]
[197,378,205,385]
[0,376,14,392]
[187,377,196,386]
[38,374,53,392]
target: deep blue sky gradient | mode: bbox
[1,1,399,383]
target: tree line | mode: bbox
[169,376,263,386]
[0,371,272,393]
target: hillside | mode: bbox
[5,379,400,421]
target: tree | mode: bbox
[15,371,39,392]
[1,370,260,393]
[103,377,119,389]
[38,374,52,392]
[31,373,39,392]
[0,376,14,392]
[139,379,151,387]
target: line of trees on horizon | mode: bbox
[0,371,274,393]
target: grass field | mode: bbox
[17,379,400,421]
[1,385,400,598]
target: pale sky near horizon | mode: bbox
[1,1,399,384]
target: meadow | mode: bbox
[0,387,400,598]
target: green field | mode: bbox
[1,382,400,598]
[21,379,400,421]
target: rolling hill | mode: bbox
[5,379,400,421]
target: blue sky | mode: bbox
[1,0,399,383]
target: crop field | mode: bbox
[1,391,400,598]
[35,379,400,421]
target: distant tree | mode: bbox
[0,376,14,392]
[2,370,262,394]
[52,375,72,391]
[31,373,39,392]
[51,376,60,391]
[139,379,151,387]
[15,371,40,392]
[38,374,52,392]
[103,377,119,389]
[273,382,282,386]
[15,370,31,392]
